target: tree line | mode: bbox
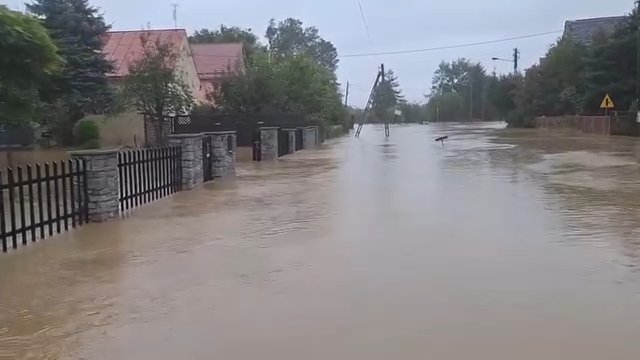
[0,1,348,147]
[362,3,640,127]
[194,20,347,132]
[418,3,640,127]
[1,1,113,145]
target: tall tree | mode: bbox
[425,92,465,122]
[214,52,287,112]
[371,69,404,122]
[214,53,346,127]
[398,102,428,123]
[266,18,339,72]
[431,59,487,120]
[279,55,345,125]
[485,74,521,121]
[0,6,62,126]
[121,36,195,144]
[27,0,114,143]
[583,12,637,114]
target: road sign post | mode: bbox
[600,94,615,115]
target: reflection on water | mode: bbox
[2,123,640,359]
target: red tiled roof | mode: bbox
[190,43,245,80]
[102,29,188,78]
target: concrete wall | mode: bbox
[535,116,611,135]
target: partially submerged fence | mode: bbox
[118,146,182,213]
[172,113,312,146]
[534,116,611,135]
[277,129,290,157]
[295,128,304,151]
[1,132,238,254]
[0,160,88,252]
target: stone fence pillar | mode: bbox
[305,126,320,149]
[297,127,308,149]
[283,128,296,154]
[168,134,203,190]
[260,127,279,161]
[69,149,120,222]
[205,131,237,178]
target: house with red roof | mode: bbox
[99,29,246,145]
[190,43,246,100]
[102,28,207,102]
[102,29,246,104]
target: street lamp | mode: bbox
[491,48,520,74]
[491,57,516,74]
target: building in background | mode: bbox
[102,28,206,102]
[563,16,627,46]
[191,42,246,103]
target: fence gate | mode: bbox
[277,129,289,157]
[252,130,261,161]
[203,136,213,182]
[295,128,304,151]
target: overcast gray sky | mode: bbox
[9,0,637,105]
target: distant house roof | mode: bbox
[563,16,627,46]
[190,43,245,80]
[102,29,188,78]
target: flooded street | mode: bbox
[3,123,640,359]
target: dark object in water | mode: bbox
[435,136,448,147]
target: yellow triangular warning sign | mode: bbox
[600,94,615,109]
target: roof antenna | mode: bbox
[171,3,179,29]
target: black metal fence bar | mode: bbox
[118,146,182,212]
[203,137,213,182]
[295,129,304,151]
[278,129,290,157]
[0,159,88,252]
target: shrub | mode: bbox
[79,139,101,149]
[73,118,100,145]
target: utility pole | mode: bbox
[171,3,179,29]
[380,63,390,138]
[469,78,474,122]
[344,81,350,107]
[355,66,383,138]
[636,0,640,108]
[513,48,520,74]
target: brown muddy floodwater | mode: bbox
[2,123,640,359]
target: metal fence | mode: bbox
[278,129,290,157]
[118,146,182,212]
[172,113,312,147]
[295,128,304,151]
[0,125,35,149]
[203,137,213,182]
[0,159,88,252]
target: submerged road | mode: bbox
[2,123,640,359]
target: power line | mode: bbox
[340,30,562,58]
[355,0,374,50]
